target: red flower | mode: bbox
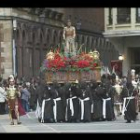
[76,60,90,68]
[41,49,101,72]
[47,54,66,71]
[93,63,97,67]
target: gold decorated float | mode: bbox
[41,48,101,83]
[45,68,101,83]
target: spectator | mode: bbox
[0,83,7,114]
[20,84,31,112]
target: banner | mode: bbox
[111,60,122,76]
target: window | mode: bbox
[108,8,112,25]
[136,8,140,22]
[130,48,140,74]
[133,49,140,64]
[117,8,131,24]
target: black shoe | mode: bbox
[76,120,80,123]
[17,122,22,125]
[10,122,14,125]
[126,120,131,123]
[133,119,136,122]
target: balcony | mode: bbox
[104,8,140,37]
[117,14,131,24]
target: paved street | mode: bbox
[0,112,140,133]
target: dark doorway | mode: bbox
[129,47,140,74]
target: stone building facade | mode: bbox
[104,8,140,76]
[0,8,118,79]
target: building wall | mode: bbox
[0,8,12,16]
[108,36,140,76]
[104,8,140,32]
[0,8,118,79]
[104,8,140,76]
[12,8,64,27]
[0,20,13,78]
[15,19,64,79]
[63,8,104,33]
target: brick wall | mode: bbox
[63,8,104,32]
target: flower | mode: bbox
[93,63,97,67]
[40,49,101,72]
[76,60,90,68]
[45,52,67,71]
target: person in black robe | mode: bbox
[42,83,55,123]
[65,81,80,122]
[92,82,103,121]
[90,80,98,121]
[100,74,115,121]
[78,81,92,122]
[111,73,116,86]
[51,82,64,122]
[28,82,37,111]
[36,81,54,123]
[101,74,111,85]
[103,81,115,121]
[58,82,67,122]
[108,83,116,120]
[121,82,138,123]
[35,79,46,122]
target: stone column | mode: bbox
[0,20,13,79]
[113,8,117,30]
[131,8,136,30]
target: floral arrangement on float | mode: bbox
[40,48,101,72]
[40,47,101,83]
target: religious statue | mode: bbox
[63,19,76,57]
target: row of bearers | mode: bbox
[36,80,138,123]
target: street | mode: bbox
[0,112,140,133]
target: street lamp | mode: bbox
[118,54,124,61]
[118,54,124,77]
